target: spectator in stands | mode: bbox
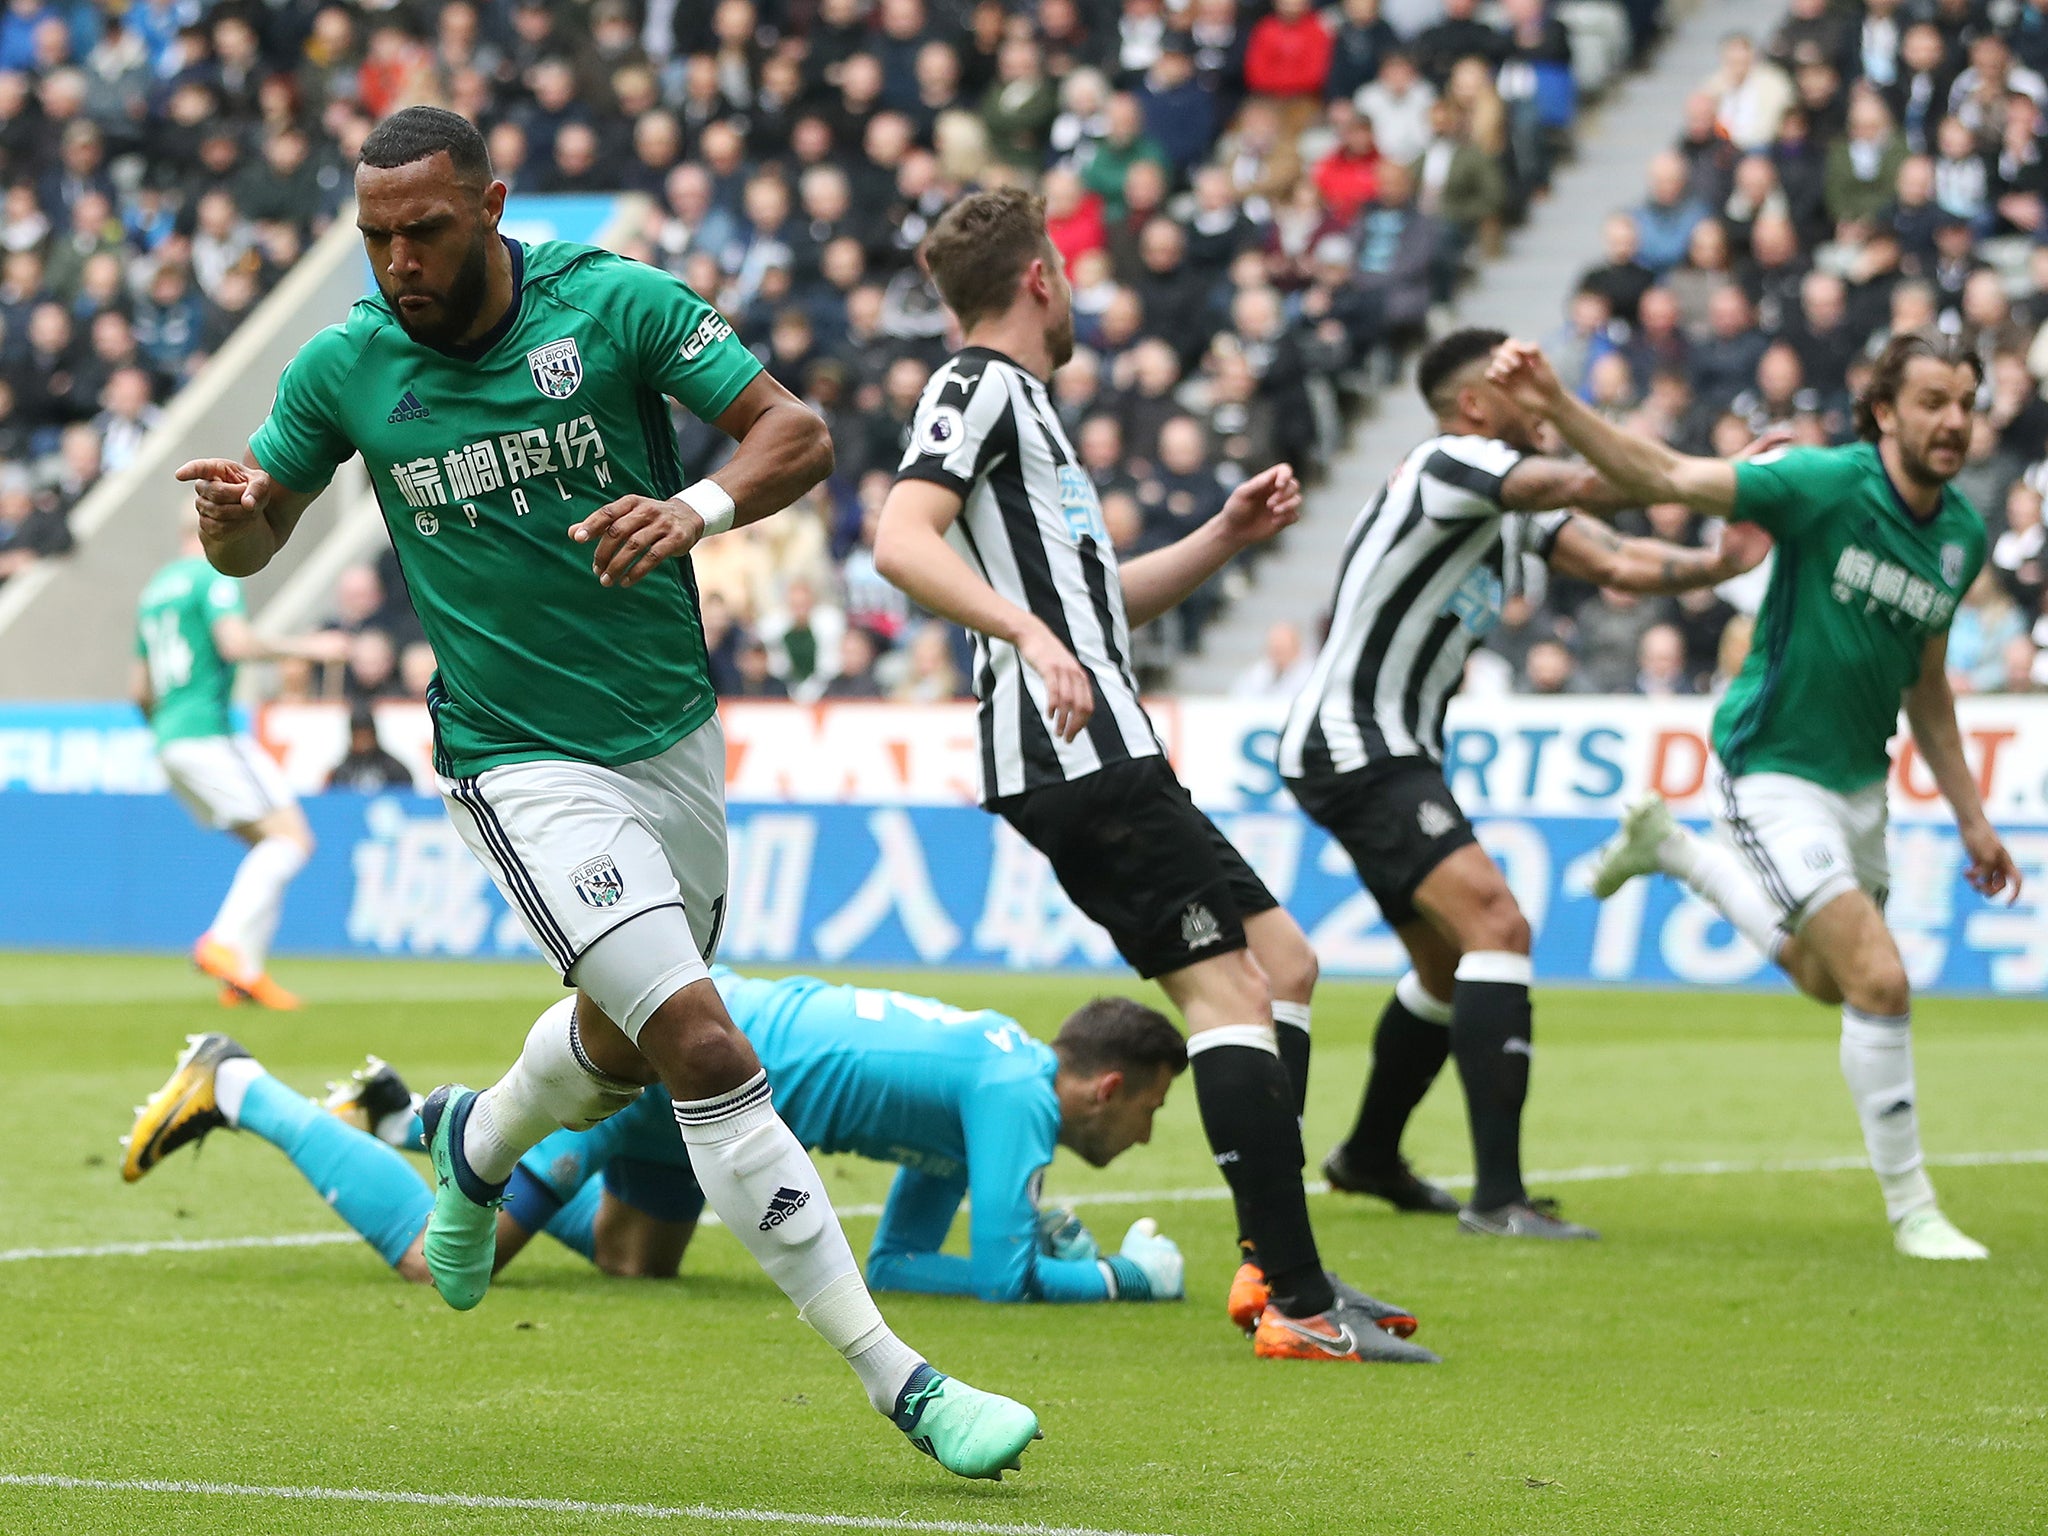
[1326,0,1398,104]
[1245,0,1333,108]
[397,642,436,702]
[91,366,160,474]
[1079,92,1168,223]
[1314,112,1382,226]
[1995,633,2044,694]
[1825,90,1908,226]
[1231,620,1315,698]
[1664,215,1736,337]
[1949,569,2028,694]
[892,619,965,702]
[1350,160,1441,341]
[760,575,845,700]
[1707,32,1794,151]
[1356,49,1435,168]
[1633,623,1695,697]
[1411,0,1505,89]
[1994,481,2047,609]
[1634,149,1711,273]
[326,705,414,795]
[0,463,65,578]
[1138,34,1215,178]
[1579,212,1656,326]
[1576,586,1665,694]
[345,629,402,704]
[1688,284,1770,411]
[1415,98,1507,257]
[1520,637,1587,695]
[821,624,887,700]
[729,635,792,700]
[982,35,1057,173]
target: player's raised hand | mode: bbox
[1960,819,2024,904]
[175,457,276,537]
[1015,618,1094,742]
[1217,463,1303,548]
[1485,339,1567,415]
[570,494,706,589]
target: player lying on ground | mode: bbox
[876,187,1433,1365]
[174,104,1036,1478]
[124,972,1360,1319]
[1488,330,2021,1261]
[1278,328,1773,1240]
[133,526,348,1010]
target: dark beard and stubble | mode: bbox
[387,232,492,346]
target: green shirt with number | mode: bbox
[1714,442,1986,795]
[135,554,244,746]
[248,239,763,780]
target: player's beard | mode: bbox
[388,232,492,347]
[1898,425,1969,488]
[1046,304,1075,372]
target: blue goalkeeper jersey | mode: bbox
[521,971,1112,1302]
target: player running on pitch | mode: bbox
[1491,330,2020,1260]
[1279,328,1773,1240]
[134,527,347,1009]
[174,105,1038,1477]
[121,974,1323,1320]
[875,187,1433,1365]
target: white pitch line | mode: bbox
[7,1150,2043,1266]
[0,1474,1168,1536]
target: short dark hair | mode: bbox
[1418,326,1509,414]
[1853,331,1983,442]
[359,105,492,187]
[921,186,1054,332]
[1053,997,1188,1081]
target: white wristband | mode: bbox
[678,479,736,537]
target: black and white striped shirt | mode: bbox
[1279,434,1567,779]
[896,346,1159,802]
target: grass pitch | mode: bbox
[0,954,2042,1536]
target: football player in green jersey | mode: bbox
[174,106,1040,1479]
[1489,332,2021,1261]
[134,527,348,1009]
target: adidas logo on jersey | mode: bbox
[386,390,431,423]
[759,1186,810,1230]
[1180,901,1223,950]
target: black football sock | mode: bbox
[1342,973,1453,1171]
[1448,952,1534,1211]
[1188,1028,1333,1319]
[1270,1000,1312,1122]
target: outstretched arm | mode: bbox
[211,613,351,667]
[1904,629,2023,903]
[1120,463,1303,627]
[175,452,321,577]
[874,477,1096,741]
[1547,514,1772,595]
[1489,341,1742,516]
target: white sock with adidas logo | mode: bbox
[674,1072,922,1414]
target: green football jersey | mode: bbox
[249,239,763,779]
[135,554,245,746]
[1714,442,1987,794]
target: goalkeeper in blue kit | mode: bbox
[123,971,1231,1308]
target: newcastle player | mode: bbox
[1279,328,1770,1239]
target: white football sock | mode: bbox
[213,1056,263,1126]
[1839,1006,1938,1222]
[1658,824,1787,962]
[209,837,308,973]
[462,998,645,1184]
[674,1072,923,1415]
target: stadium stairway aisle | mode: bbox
[1180,0,1790,694]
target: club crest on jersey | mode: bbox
[1417,801,1457,839]
[1940,542,1965,588]
[527,338,583,399]
[570,854,624,908]
[1180,901,1223,950]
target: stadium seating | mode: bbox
[1488,0,2048,703]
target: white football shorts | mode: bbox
[439,716,728,1035]
[159,734,296,831]
[1717,770,1889,929]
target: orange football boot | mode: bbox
[1252,1301,1439,1363]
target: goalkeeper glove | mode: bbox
[1102,1217,1185,1301]
[1035,1205,1099,1262]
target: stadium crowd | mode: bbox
[1437,0,2048,703]
[0,0,1646,698]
